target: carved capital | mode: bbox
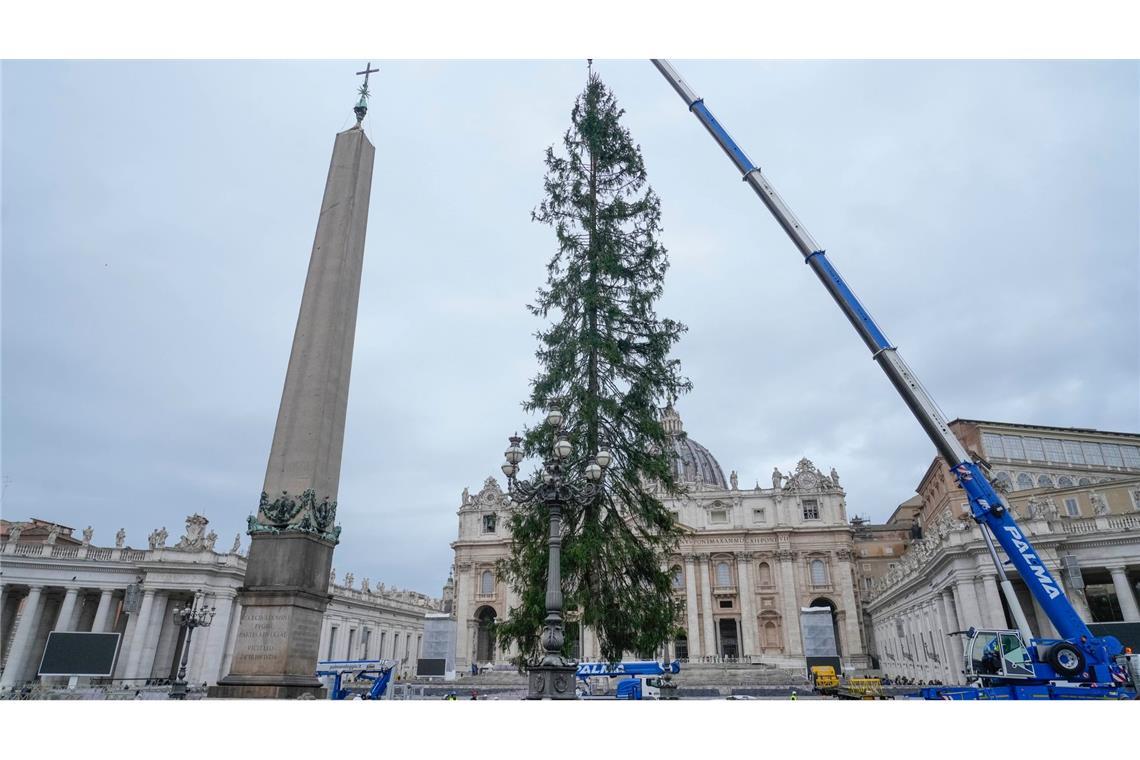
[777,549,798,562]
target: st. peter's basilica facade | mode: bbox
[449,405,868,672]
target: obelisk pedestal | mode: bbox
[210,123,375,699]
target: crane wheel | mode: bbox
[1046,643,1085,678]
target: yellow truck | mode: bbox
[809,665,840,695]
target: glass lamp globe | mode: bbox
[595,449,613,469]
[585,462,602,481]
[554,437,573,460]
[505,435,524,465]
[501,461,518,478]
[546,408,564,428]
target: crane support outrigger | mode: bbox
[652,59,1136,699]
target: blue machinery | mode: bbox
[652,60,1136,700]
[576,660,681,699]
[315,659,396,700]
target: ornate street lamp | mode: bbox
[501,407,611,700]
[168,593,216,700]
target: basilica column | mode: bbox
[453,563,471,670]
[736,554,757,660]
[683,556,701,657]
[836,550,863,656]
[0,586,44,688]
[1107,565,1140,622]
[697,555,716,658]
[778,550,803,656]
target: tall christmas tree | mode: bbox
[497,72,690,665]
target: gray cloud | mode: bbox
[3,60,1136,594]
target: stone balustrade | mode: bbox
[866,513,1139,602]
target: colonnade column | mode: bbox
[952,576,983,630]
[123,589,157,679]
[940,589,964,683]
[90,590,115,633]
[0,586,44,688]
[683,556,701,657]
[925,599,940,678]
[53,587,81,633]
[736,554,756,660]
[978,571,1006,629]
[1107,565,1140,622]
[1059,575,1092,623]
[697,555,716,657]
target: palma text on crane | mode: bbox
[1002,525,1061,600]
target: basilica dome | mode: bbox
[661,405,728,489]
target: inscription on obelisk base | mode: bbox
[212,534,334,698]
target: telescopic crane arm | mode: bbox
[651,59,1123,685]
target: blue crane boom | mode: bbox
[651,60,1131,697]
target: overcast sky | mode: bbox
[2,60,1137,596]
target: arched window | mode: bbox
[1078,477,1091,486]
[810,559,828,586]
[672,566,684,589]
[995,472,1014,491]
[1057,476,1074,488]
[1016,473,1034,490]
[481,570,494,595]
[715,562,732,587]
[1037,474,1054,488]
[757,562,773,586]
[482,514,497,533]
[764,621,780,648]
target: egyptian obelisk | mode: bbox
[211,67,378,699]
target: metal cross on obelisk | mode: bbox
[354,62,380,126]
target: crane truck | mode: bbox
[576,660,681,699]
[315,658,397,700]
[651,59,1138,700]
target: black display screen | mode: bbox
[38,632,121,676]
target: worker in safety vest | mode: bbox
[790,690,798,701]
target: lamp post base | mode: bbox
[526,662,578,700]
[169,680,188,700]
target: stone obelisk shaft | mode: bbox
[211,126,374,700]
[264,128,374,500]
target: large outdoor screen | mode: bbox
[417,658,446,676]
[38,631,121,676]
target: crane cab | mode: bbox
[960,629,1036,682]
